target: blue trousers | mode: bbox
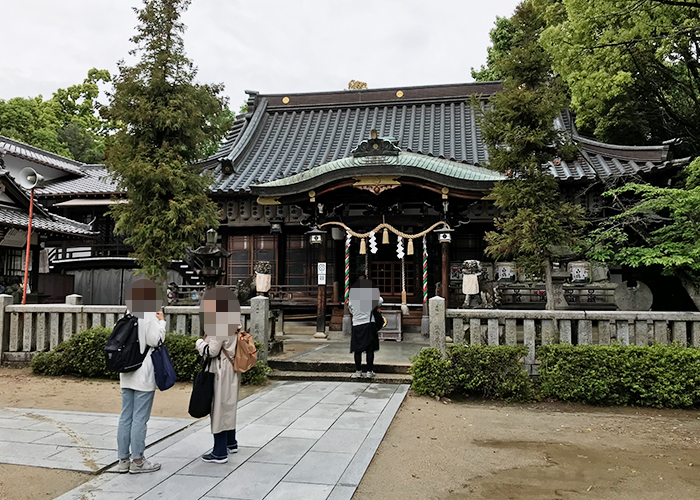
[117,389,155,460]
[212,429,237,458]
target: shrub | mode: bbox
[409,348,454,397]
[32,329,271,386]
[449,344,532,402]
[31,327,115,379]
[538,344,700,408]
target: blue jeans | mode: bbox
[211,429,237,458]
[117,389,155,460]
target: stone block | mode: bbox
[654,320,668,344]
[65,294,83,306]
[470,318,482,345]
[453,317,464,344]
[428,296,446,356]
[505,319,517,345]
[488,318,499,345]
[524,319,535,365]
[22,312,33,352]
[559,319,572,344]
[578,320,592,345]
[617,321,630,345]
[635,320,650,346]
[542,319,556,345]
[672,321,687,346]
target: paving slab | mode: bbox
[0,407,193,473]
[58,380,409,500]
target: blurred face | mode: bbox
[349,284,380,312]
[200,287,241,338]
[126,279,163,319]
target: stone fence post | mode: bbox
[250,296,270,364]
[429,296,446,357]
[0,294,13,364]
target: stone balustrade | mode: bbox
[428,296,700,373]
[0,294,257,365]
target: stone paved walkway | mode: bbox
[0,408,192,473]
[56,381,409,500]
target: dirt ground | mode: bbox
[3,368,700,500]
[355,394,700,500]
[0,367,265,500]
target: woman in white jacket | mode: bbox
[116,279,166,474]
[195,287,241,464]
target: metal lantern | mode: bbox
[269,218,284,234]
[190,229,230,289]
[435,227,454,243]
[306,226,326,245]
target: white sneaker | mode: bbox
[129,457,161,474]
[116,458,130,473]
[366,371,376,379]
[351,370,362,379]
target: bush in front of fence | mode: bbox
[409,345,533,401]
[31,328,271,385]
[538,344,700,408]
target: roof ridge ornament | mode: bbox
[351,129,401,158]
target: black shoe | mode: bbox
[227,444,238,454]
[201,453,228,464]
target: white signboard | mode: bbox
[317,262,327,285]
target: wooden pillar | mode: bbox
[441,238,450,304]
[276,232,286,287]
[315,235,327,339]
[30,244,40,296]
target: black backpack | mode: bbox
[105,314,147,373]
[372,307,386,331]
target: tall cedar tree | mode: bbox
[477,0,586,309]
[103,0,228,283]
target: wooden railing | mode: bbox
[0,294,269,364]
[427,297,700,374]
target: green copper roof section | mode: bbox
[254,152,504,189]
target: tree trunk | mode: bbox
[679,274,700,311]
[543,256,555,310]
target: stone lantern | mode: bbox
[190,229,230,290]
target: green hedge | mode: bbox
[31,329,270,386]
[538,344,700,408]
[409,345,532,401]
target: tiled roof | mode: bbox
[0,205,95,236]
[39,165,121,196]
[202,83,683,193]
[0,136,85,176]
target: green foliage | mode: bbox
[476,1,587,307]
[450,344,532,401]
[586,157,700,305]
[0,69,111,163]
[539,344,700,408]
[409,348,454,397]
[31,327,115,379]
[32,330,270,386]
[103,0,230,283]
[410,345,532,401]
[542,0,700,153]
[471,16,517,81]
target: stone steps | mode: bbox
[268,369,412,384]
[268,358,411,374]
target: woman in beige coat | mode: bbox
[195,287,241,464]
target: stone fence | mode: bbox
[428,296,700,373]
[0,294,273,365]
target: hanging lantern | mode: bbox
[360,238,367,255]
[407,238,414,256]
[382,228,389,244]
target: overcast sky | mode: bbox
[2,0,520,108]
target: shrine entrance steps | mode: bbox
[267,341,424,384]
